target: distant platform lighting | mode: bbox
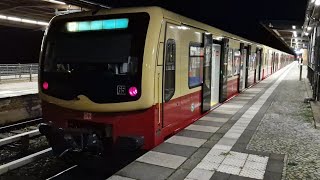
[292,25,296,29]
[293,31,297,37]
[305,32,309,36]
[45,0,66,5]
[0,14,49,26]
[307,26,312,30]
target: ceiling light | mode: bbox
[37,21,49,26]
[305,32,309,36]
[21,19,37,24]
[307,26,312,30]
[7,16,21,22]
[292,25,296,29]
[45,0,66,5]
[316,0,320,6]
[0,14,49,26]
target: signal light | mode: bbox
[43,82,49,90]
[128,86,138,97]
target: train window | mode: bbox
[164,39,176,102]
[227,49,233,77]
[189,43,204,88]
[233,50,241,75]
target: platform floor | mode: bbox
[109,62,320,180]
[0,81,38,98]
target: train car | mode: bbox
[38,7,294,157]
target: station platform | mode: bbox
[0,81,38,98]
[109,62,320,180]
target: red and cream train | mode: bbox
[38,7,294,156]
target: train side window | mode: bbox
[189,43,203,88]
[164,39,176,102]
[227,49,233,77]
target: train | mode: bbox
[38,7,294,157]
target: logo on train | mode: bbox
[191,103,195,112]
[117,85,126,95]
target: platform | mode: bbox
[0,81,38,98]
[108,62,320,180]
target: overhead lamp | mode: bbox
[44,0,66,5]
[316,0,320,6]
[307,26,312,30]
[0,14,49,26]
[292,25,296,29]
[305,32,309,36]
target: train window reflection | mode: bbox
[189,43,203,88]
[164,39,176,102]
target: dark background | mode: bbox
[0,0,308,63]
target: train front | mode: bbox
[38,8,161,157]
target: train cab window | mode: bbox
[164,39,176,102]
[189,43,204,88]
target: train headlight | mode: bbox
[43,81,49,90]
[128,86,138,97]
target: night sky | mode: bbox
[0,0,308,63]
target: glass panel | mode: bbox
[164,39,176,102]
[189,44,204,88]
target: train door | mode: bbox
[245,45,251,88]
[256,49,262,81]
[219,38,229,102]
[202,33,212,112]
[239,43,246,91]
[211,41,222,107]
[162,22,181,128]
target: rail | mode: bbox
[0,64,38,82]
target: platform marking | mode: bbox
[136,151,187,169]
[185,63,293,180]
[165,136,206,148]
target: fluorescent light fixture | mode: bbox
[66,18,129,32]
[45,0,66,5]
[7,16,21,22]
[0,14,49,26]
[21,19,37,24]
[307,26,312,30]
[292,25,296,29]
[316,0,320,5]
[37,21,49,26]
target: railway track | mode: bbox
[0,117,52,176]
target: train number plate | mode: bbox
[83,112,92,120]
[117,85,126,95]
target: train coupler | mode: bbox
[38,123,104,157]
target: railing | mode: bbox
[0,64,38,82]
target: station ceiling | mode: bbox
[261,20,308,50]
[0,0,108,30]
